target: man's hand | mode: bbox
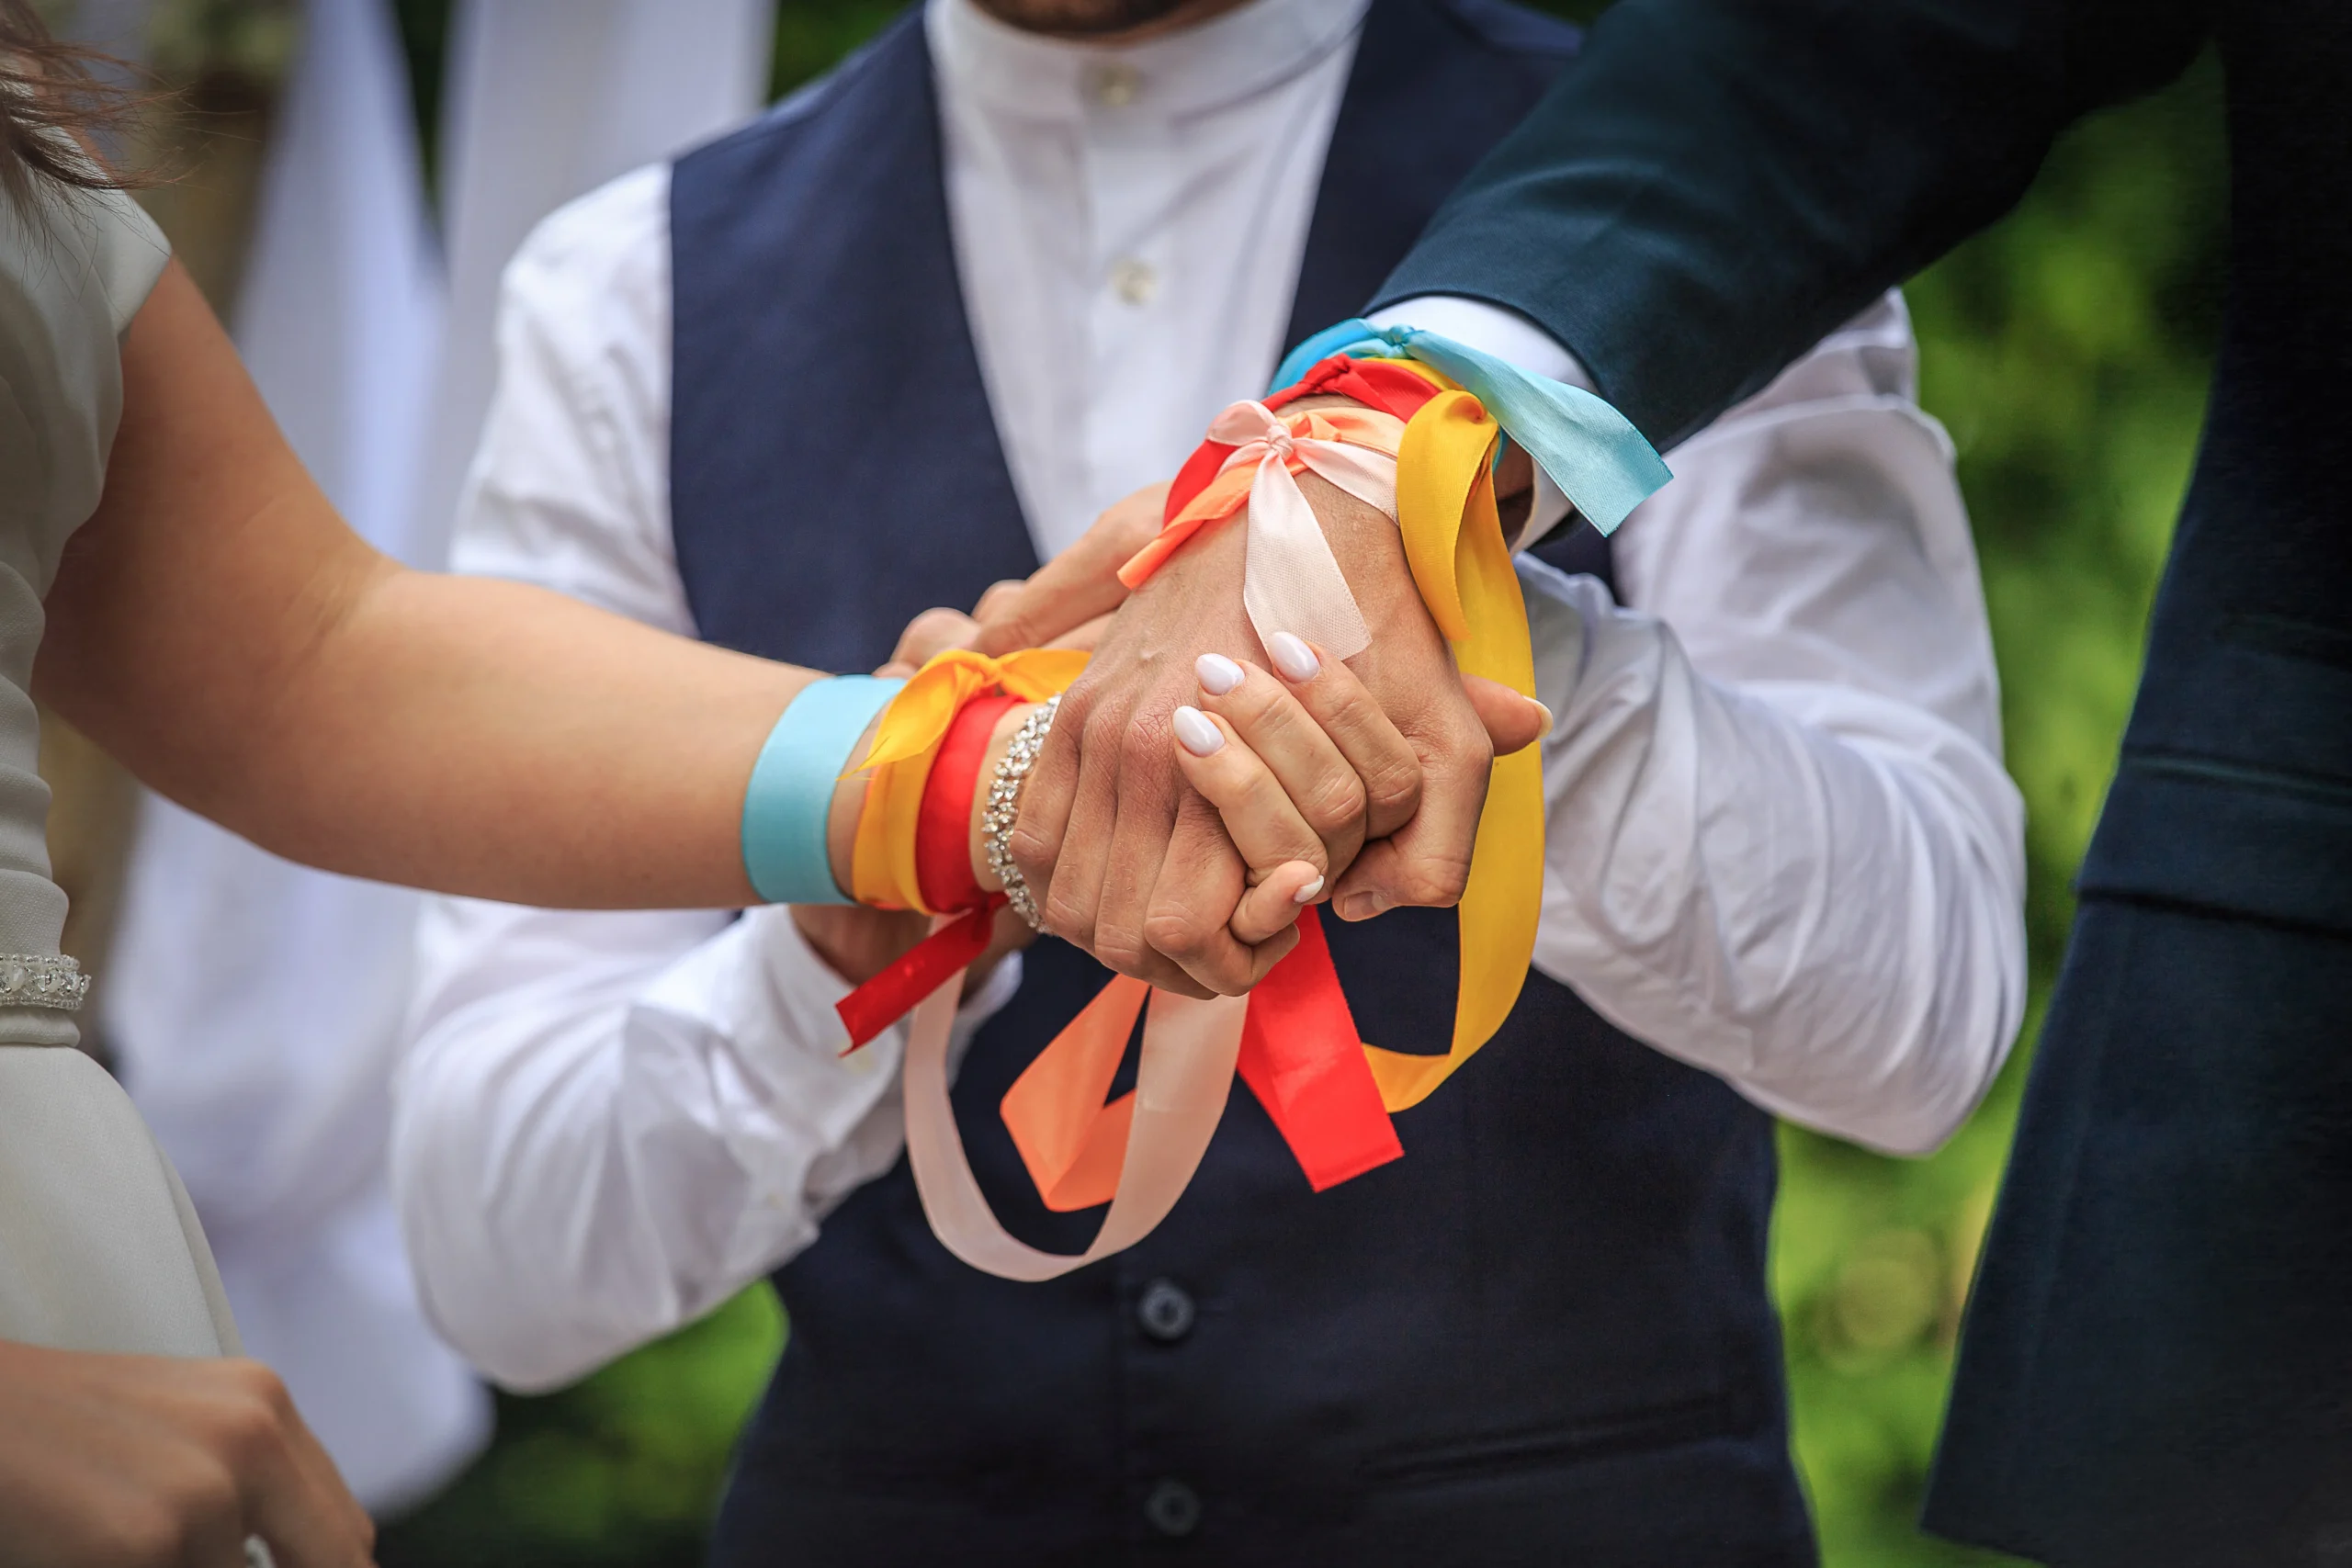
[968,483,1168,662]
[1004,447,1498,997]
[0,1340,376,1568]
[877,486,1170,677]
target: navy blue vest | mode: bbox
[670,5,1810,1562]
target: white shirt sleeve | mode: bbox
[388,164,1018,1392]
[1518,292,2027,1156]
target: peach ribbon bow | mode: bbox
[1118,401,1406,661]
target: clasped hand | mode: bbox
[833,466,1544,999]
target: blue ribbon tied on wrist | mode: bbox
[1270,318,1671,536]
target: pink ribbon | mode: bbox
[900,919,1247,1281]
[1203,400,1403,661]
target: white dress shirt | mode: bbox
[391,0,2026,1393]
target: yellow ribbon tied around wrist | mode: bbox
[849,647,1090,914]
[1370,368,1543,1108]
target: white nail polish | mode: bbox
[1195,652,1244,695]
[1267,631,1319,683]
[1293,874,1325,904]
[1173,705,1224,756]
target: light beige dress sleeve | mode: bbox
[0,178,240,1358]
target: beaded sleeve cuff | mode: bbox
[0,954,89,1011]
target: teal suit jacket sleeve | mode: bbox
[1374,0,2214,448]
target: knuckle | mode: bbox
[1362,757,1422,817]
[1007,828,1057,907]
[1444,706,1497,768]
[1296,772,1367,838]
[994,607,1047,652]
[232,1358,293,1413]
[1396,854,1473,908]
[1198,953,1254,997]
[161,1451,240,1540]
[1141,906,1213,964]
[1090,921,1157,978]
[213,1400,283,1470]
[1115,710,1172,779]
[895,607,966,660]
[973,580,1023,621]
[106,1498,189,1567]
[1036,876,1088,940]
[1052,670,1102,727]
[1080,694,1126,749]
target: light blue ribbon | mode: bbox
[741,674,905,905]
[1270,318,1670,536]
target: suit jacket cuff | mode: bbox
[1368,295,1591,547]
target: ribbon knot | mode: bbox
[1268,319,1671,536]
[1117,399,1406,660]
[1208,398,1295,457]
[854,647,1090,775]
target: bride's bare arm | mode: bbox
[36,261,807,909]
[34,260,1414,940]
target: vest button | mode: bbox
[1144,1478,1202,1538]
[1136,1278,1195,1342]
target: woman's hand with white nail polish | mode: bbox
[1173,705,1225,757]
[1195,653,1244,695]
[1200,642,1421,880]
[1170,703,1331,953]
[1265,631,1320,684]
[1229,859,1325,945]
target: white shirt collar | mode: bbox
[929,0,1370,123]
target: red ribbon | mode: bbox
[839,693,1022,1053]
[1236,905,1402,1190]
[915,693,1019,914]
[836,897,1002,1054]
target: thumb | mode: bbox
[1460,674,1551,758]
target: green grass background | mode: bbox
[378,5,2231,1562]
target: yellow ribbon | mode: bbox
[1361,382,1544,1111]
[849,648,1091,913]
[856,649,1091,773]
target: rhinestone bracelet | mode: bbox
[0,953,89,1011]
[983,695,1061,931]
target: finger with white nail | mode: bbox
[1194,641,1422,882]
[1170,703,1329,944]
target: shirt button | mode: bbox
[1136,1278,1194,1342]
[1144,1478,1202,1538]
[1110,257,1159,306]
[1085,61,1141,107]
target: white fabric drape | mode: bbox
[104,0,481,1517]
[102,0,772,1517]
[410,0,776,571]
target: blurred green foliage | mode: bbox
[378,5,2230,1565]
